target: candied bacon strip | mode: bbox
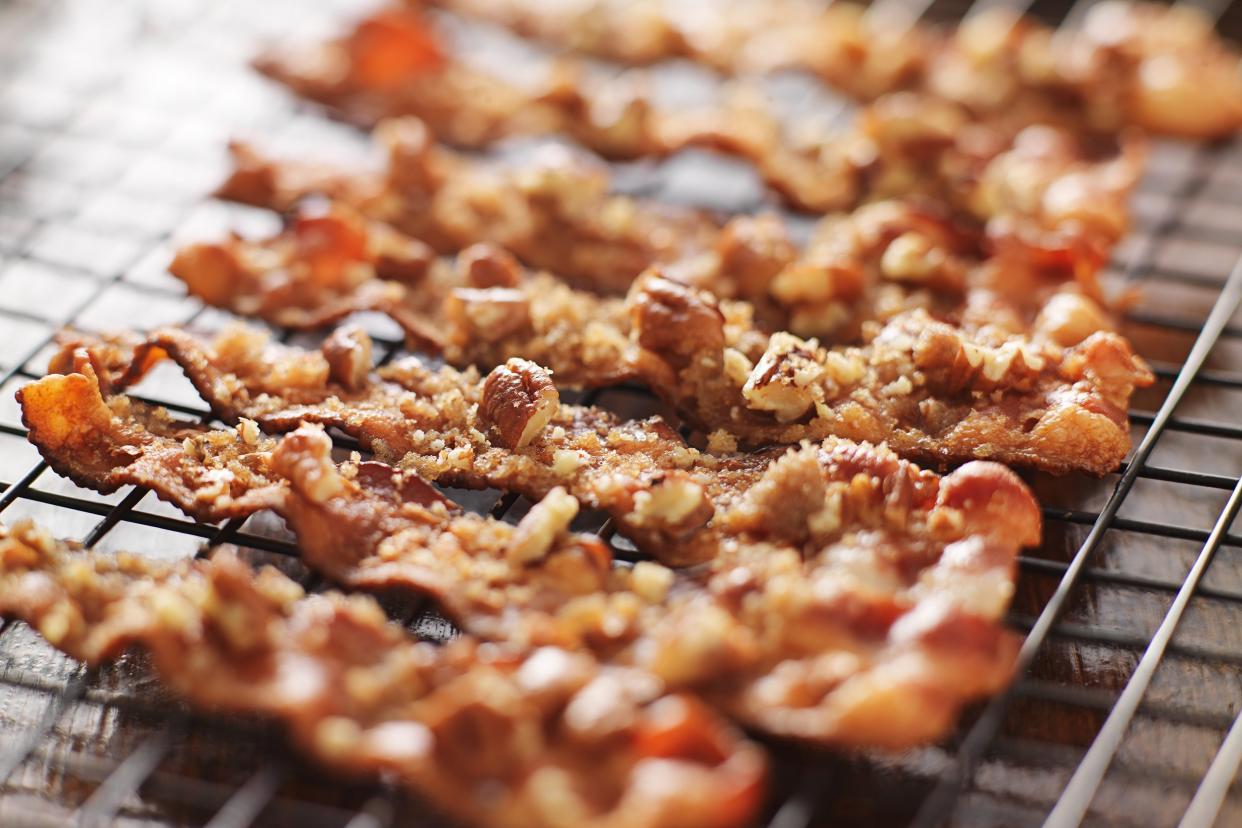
[426,0,1242,139]
[14,367,1041,748]
[0,521,765,828]
[32,341,774,565]
[16,358,283,521]
[219,119,718,294]
[49,296,1148,496]
[170,204,638,387]
[252,4,906,212]
[926,3,1242,140]
[218,103,1143,283]
[421,0,929,97]
[629,273,1154,476]
[17,368,629,624]
[172,187,1126,376]
[254,6,666,159]
[270,424,1039,748]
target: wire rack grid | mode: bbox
[2,0,1242,826]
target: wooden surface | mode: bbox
[1,0,1241,826]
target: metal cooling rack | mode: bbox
[2,0,1242,825]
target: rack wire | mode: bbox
[2,0,1242,825]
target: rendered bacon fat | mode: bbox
[16,367,1040,748]
[0,521,765,828]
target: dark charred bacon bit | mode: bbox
[627,274,1153,475]
[0,521,766,828]
[16,355,1040,748]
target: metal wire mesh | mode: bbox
[2,0,1242,825]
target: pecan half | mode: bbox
[629,272,725,365]
[322,325,373,392]
[457,243,522,288]
[480,358,560,450]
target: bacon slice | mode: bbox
[629,274,1154,475]
[217,95,1143,280]
[425,0,1242,139]
[422,0,929,96]
[250,5,913,214]
[31,342,772,565]
[15,365,1041,748]
[169,205,638,387]
[218,119,717,294]
[270,424,1038,748]
[0,520,765,828]
[16,357,283,521]
[48,301,1149,488]
[172,183,1125,375]
[927,3,1242,140]
[253,6,668,159]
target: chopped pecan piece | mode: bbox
[459,243,523,288]
[629,273,726,366]
[322,325,374,391]
[508,487,580,565]
[445,287,533,345]
[742,332,830,423]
